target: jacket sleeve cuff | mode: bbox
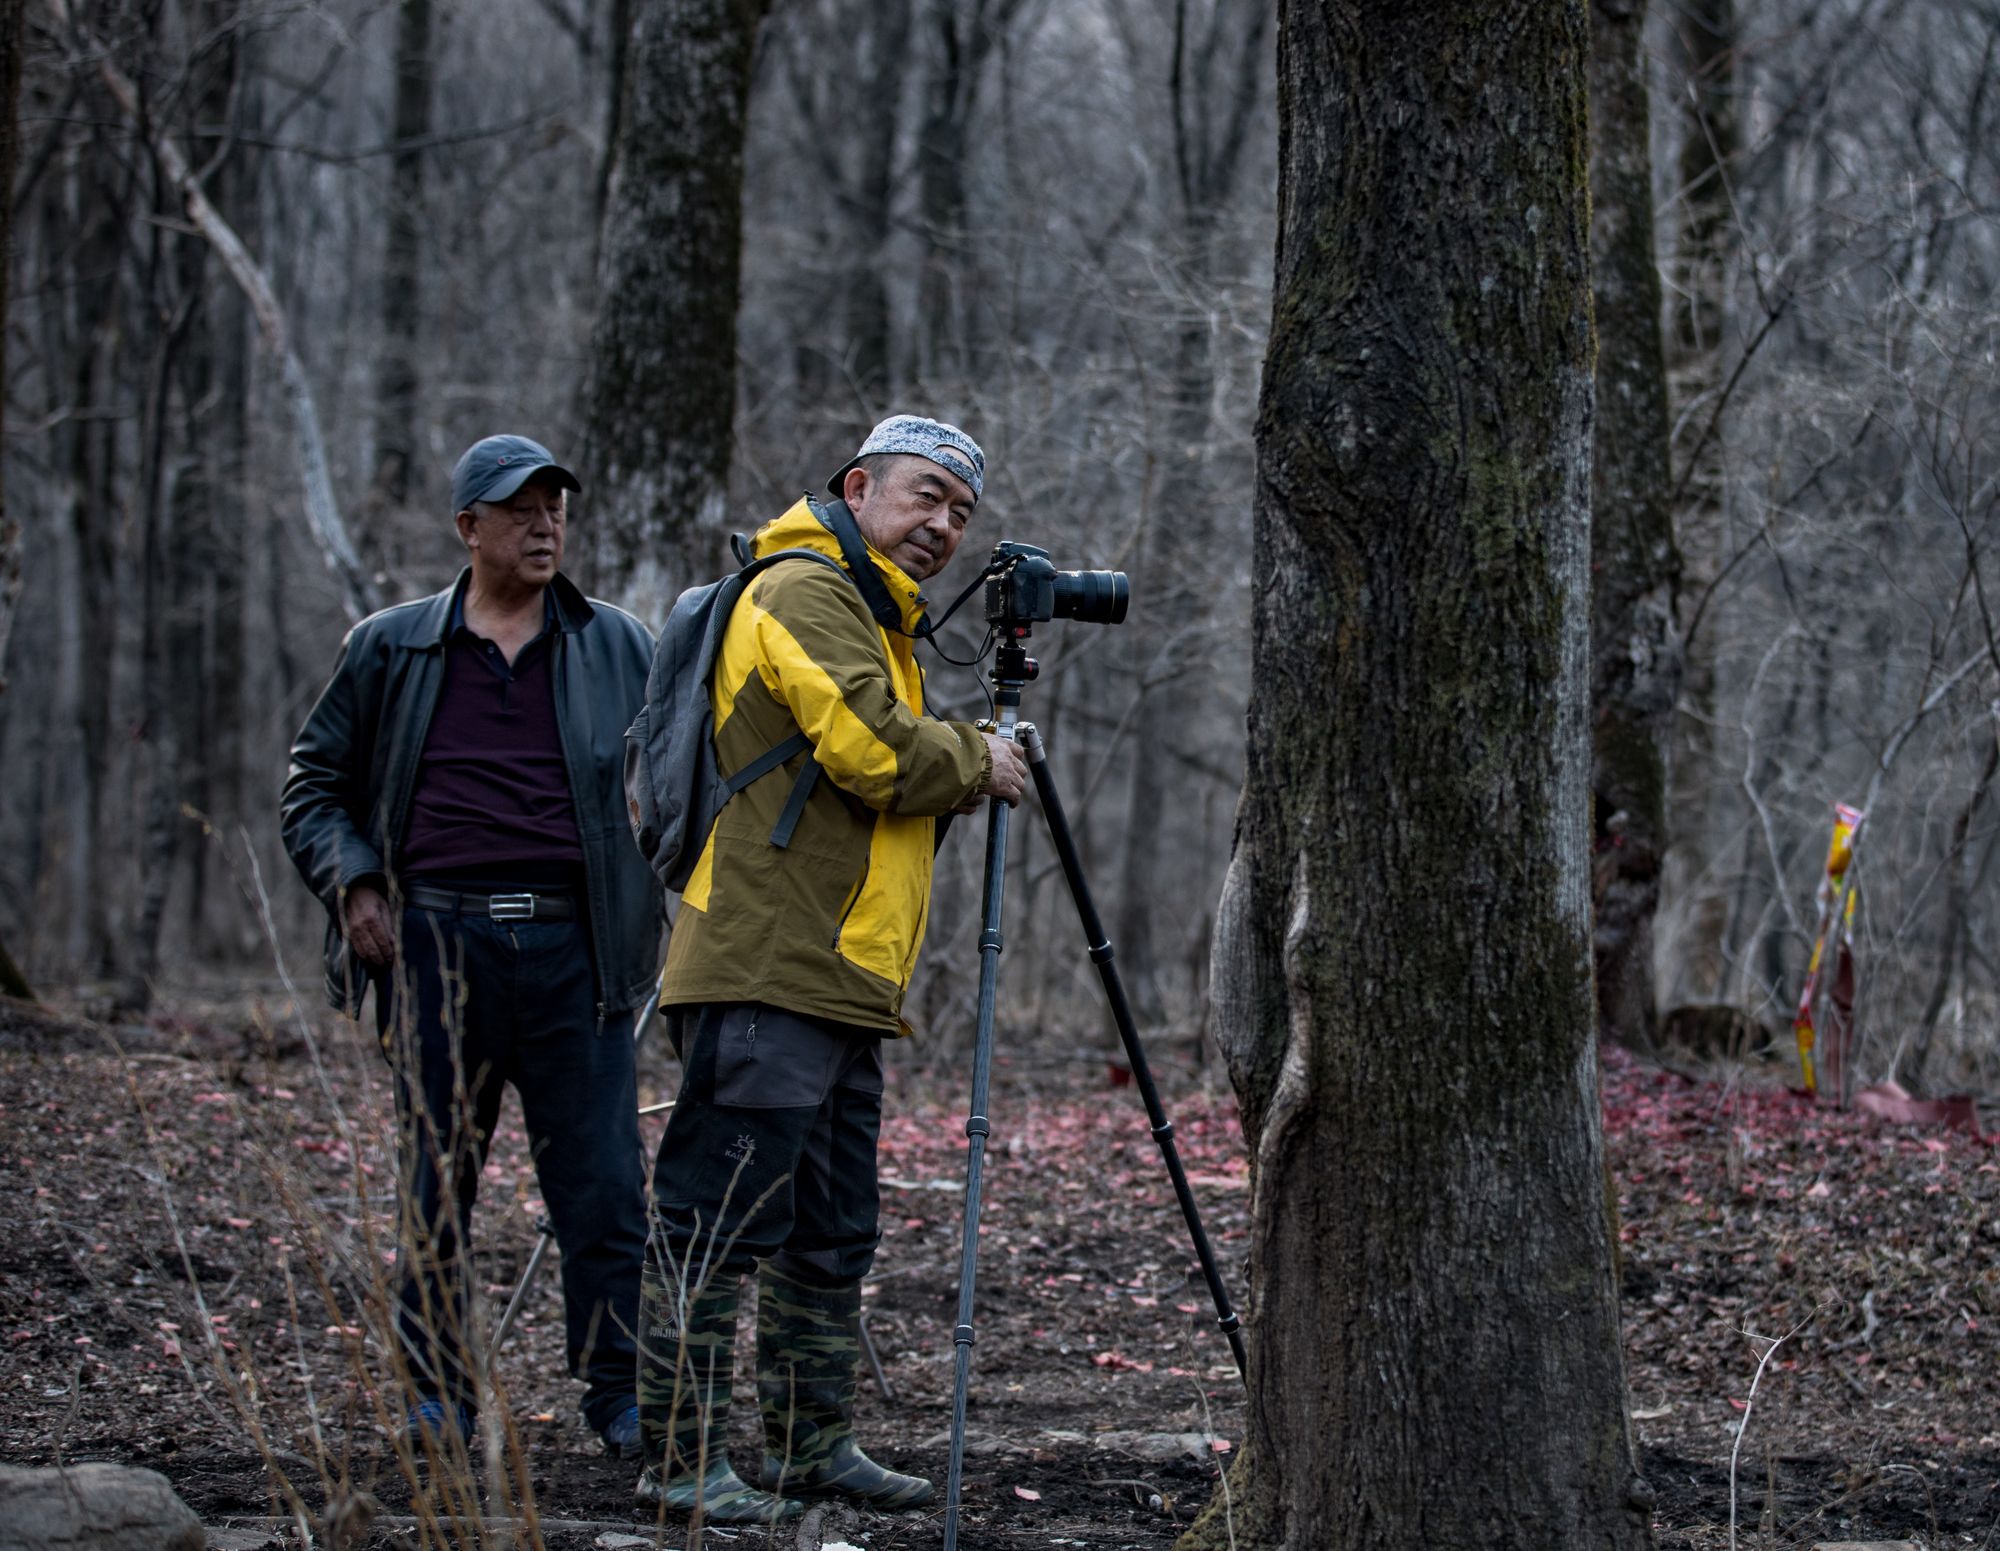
[336,843,386,899]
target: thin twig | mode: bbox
[1729,1305,1824,1551]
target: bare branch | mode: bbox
[51,0,379,620]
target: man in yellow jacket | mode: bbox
[634,416,1027,1521]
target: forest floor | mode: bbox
[3,988,1999,1550]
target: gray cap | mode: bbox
[826,414,985,503]
[451,434,581,514]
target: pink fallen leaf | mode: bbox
[1210,1437,1232,1453]
[1014,1485,1041,1501]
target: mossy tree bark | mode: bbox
[1588,0,1681,1049]
[1185,4,1653,1547]
[581,0,768,620]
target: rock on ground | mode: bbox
[0,1463,204,1551]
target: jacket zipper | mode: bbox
[903,884,930,980]
[831,855,870,950]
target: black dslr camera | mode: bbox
[983,541,1129,629]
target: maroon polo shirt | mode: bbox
[398,594,585,879]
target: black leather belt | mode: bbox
[404,885,575,923]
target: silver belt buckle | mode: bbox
[487,893,537,922]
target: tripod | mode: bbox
[942,633,1247,1551]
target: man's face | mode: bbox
[845,456,976,583]
[457,470,567,591]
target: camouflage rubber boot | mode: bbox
[755,1265,934,1509]
[633,1266,802,1524]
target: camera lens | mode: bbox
[1051,569,1129,624]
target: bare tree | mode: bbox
[1659,0,1743,996]
[0,0,20,696]
[1188,0,1651,1543]
[0,0,30,998]
[369,0,434,515]
[581,0,769,618]
[1112,0,1271,1026]
[770,0,912,407]
[1588,0,1681,1047]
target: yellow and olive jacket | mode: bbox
[659,498,990,1033]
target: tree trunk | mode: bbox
[0,0,23,693]
[1659,0,1740,1000]
[1668,0,1738,361]
[1907,724,1999,1087]
[582,0,767,619]
[0,0,30,997]
[915,0,974,376]
[913,0,1020,380]
[370,0,434,515]
[1186,2,1652,1546]
[591,0,634,269]
[1588,0,1681,1049]
[64,143,121,978]
[182,10,254,959]
[0,932,30,1000]
[127,286,186,1010]
[843,0,907,401]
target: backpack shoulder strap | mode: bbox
[719,543,854,850]
[808,497,911,635]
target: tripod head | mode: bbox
[988,631,1040,720]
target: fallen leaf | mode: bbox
[1014,1485,1041,1501]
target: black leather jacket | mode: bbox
[280,569,663,1017]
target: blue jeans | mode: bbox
[377,905,646,1431]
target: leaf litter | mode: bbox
[3,1001,1999,1546]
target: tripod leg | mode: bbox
[493,1217,557,1352]
[858,1311,895,1404]
[630,983,661,1049]
[942,776,1014,1551]
[1018,723,1249,1380]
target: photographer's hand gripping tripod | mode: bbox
[941,631,1247,1550]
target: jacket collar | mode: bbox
[750,497,930,634]
[414,568,594,648]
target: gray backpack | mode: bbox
[622,543,851,892]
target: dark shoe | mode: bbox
[600,1403,642,1458]
[633,1266,799,1523]
[755,1266,935,1510]
[404,1399,474,1449]
[634,1458,803,1523]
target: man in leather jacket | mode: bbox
[280,434,661,1458]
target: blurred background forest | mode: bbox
[0,0,1995,1100]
